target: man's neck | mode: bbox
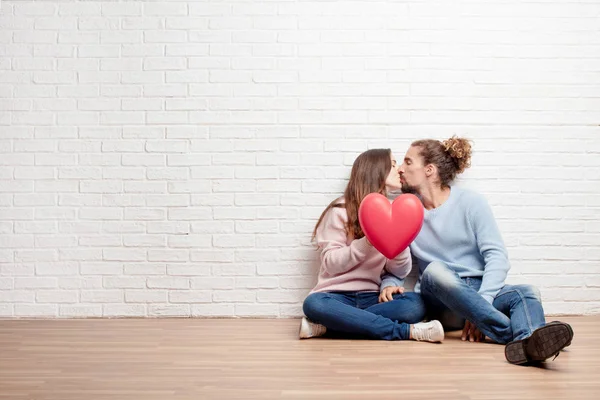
[419,185,451,210]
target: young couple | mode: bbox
[299,136,574,365]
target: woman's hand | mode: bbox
[378,286,405,303]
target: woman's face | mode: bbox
[385,152,402,191]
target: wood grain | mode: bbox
[0,316,597,399]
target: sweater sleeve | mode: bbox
[380,247,412,290]
[468,195,510,304]
[315,206,372,275]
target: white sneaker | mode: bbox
[411,320,444,343]
[299,317,327,339]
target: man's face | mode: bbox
[399,146,428,194]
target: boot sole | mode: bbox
[505,322,573,365]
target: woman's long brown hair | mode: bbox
[311,148,391,242]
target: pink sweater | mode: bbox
[310,201,412,294]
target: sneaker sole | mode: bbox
[298,318,309,339]
[505,323,573,365]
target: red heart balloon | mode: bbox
[358,193,424,259]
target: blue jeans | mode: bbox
[303,291,426,340]
[420,261,546,344]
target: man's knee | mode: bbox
[514,284,542,301]
[421,261,457,290]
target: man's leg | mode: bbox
[420,261,513,343]
[420,286,465,331]
[493,284,545,341]
[496,285,573,365]
[303,292,411,340]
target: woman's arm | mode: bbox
[316,207,372,275]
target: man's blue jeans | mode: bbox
[420,261,546,344]
[303,291,426,340]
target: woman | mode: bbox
[300,148,444,342]
[381,136,573,364]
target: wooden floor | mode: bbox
[0,316,598,400]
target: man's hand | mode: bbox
[461,320,485,342]
[378,286,405,303]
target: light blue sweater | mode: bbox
[382,186,510,304]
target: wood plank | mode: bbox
[0,316,597,399]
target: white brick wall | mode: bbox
[1,0,599,318]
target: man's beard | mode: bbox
[401,182,417,194]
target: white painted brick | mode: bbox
[167,264,210,277]
[148,249,189,262]
[103,305,146,317]
[123,127,165,139]
[37,290,78,304]
[1,263,34,276]
[35,181,78,193]
[35,235,78,248]
[14,194,56,206]
[168,235,211,249]
[15,305,57,317]
[80,263,123,276]
[0,305,14,317]
[234,304,278,317]
[190,221,233,234]
[149,304,190,317]
[102,195,145,207]
[124,263,166,275]
[58,194,101,207]
[59,249,103,262]
[257,289,306,303]
[169,290,211,303]
[125,209,166,221]
[14,222,56,234]
[147,277,190,289]
[235,277,279,289]
[103,277,146,289]
[191,304,234,317]
[126,290,167,303]
[0,290,34,302]
[81,290,124,303]
[0,250,14,263]
[59,221,101,234]
[103,249,146,262]
[58,277,103,289]
[235,221,278,234]
[280,305,303,318]
[279,276,315,290]
[190,250,234,263]
[0,278,13,290]
[122,17,164,30]
[60,305,103,317]
[147,222,189,235]
[213,290,255,303]
[257,262,311,276]
[213,234,254,248]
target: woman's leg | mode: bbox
[362,292,427,324]
[303,292,411,340]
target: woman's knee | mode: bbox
[402,292,427,322]
[302,292,329,319]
